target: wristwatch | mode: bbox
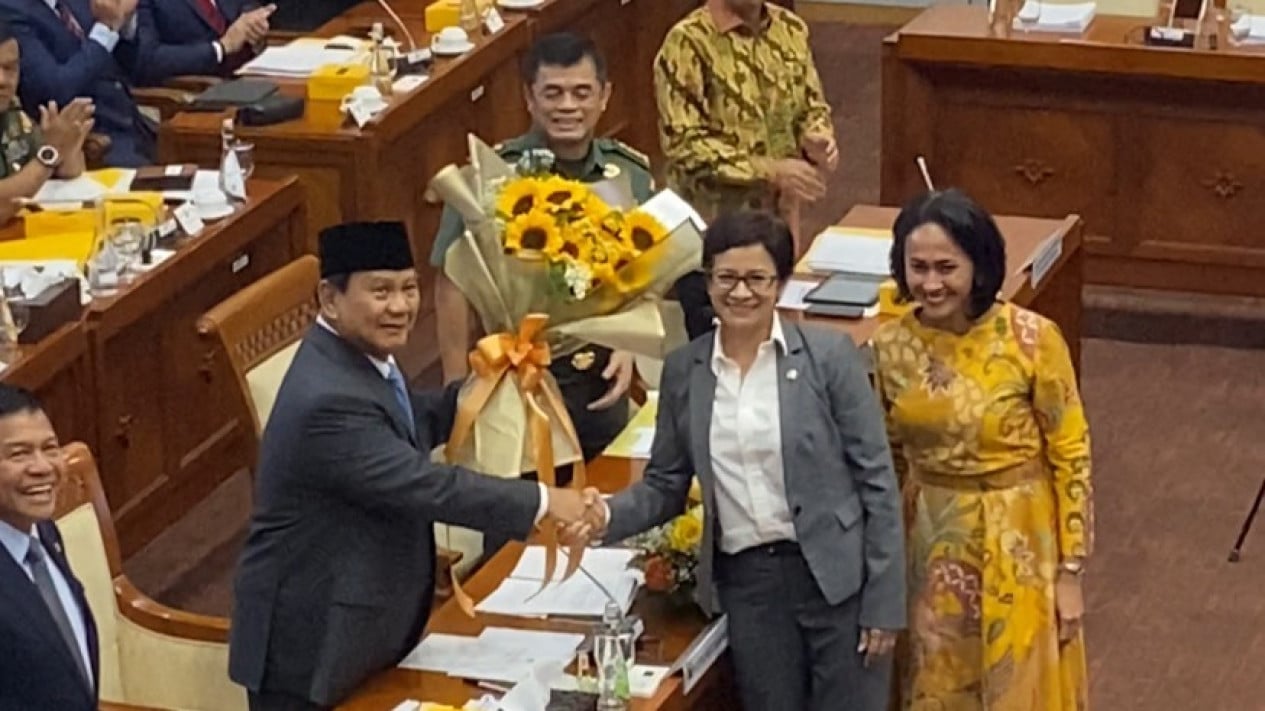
[36,144,61,169]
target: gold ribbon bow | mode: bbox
[444,313,588,616]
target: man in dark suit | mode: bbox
[0,0,154,166]
[229,221,596,711]
[0,384,99,711]
[133,0,275,86]
[267,0,354,32]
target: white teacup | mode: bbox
[193,188,228,207]
[340,84,383,109]
[430,26,470,53]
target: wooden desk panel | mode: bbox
[881,5,1265,296]
[88,178,307,555]
[2,320,96,454]
[339,455,737,711]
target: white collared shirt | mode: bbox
[0,519,94,685]
[42,0,137,51]
[709,314,796,553]
[314,316,549,521]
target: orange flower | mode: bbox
[643,556,674,592]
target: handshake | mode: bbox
[545,486,608,545]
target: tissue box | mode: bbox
[15,277,81,344]
[425,0,461,32]
[307,63,369,101]
[24,209,96,240]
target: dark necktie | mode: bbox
[54,1,85,40]
[195,0,227,34]
[387,361,415,428]
[25,536,91,688]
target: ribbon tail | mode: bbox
[445,524,477,618]
[444,365,506,460]
[525,388,560,596]
[534,380,585,583]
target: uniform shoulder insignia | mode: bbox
[601,138,650,171]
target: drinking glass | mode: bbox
[109,219,145,283]
[232,141,255,181]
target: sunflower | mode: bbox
[582,192,612,221]
[495,177,545,220]
[538,175,589,211]
[503,209,559,255]
[620,211,668,252]
[554,227,594,263]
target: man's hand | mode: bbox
[560,487,607,545]
[91,0,136,30]
[547,486,599,525]
[587,350,634,411]
[221,4,275,54]
[40,99,94,156]
[802,132,839,173]
[857,628,897,667]
[767,158,826,203]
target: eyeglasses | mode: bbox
[706,270,779,293]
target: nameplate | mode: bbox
[484,8,505,33]
[173,203,205,237]
[1029,233,1063,289]
[348,101,374,128]
[669,614,728,695]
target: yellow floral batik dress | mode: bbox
[871,302,1093,711]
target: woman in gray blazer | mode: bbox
[578,210,906,711]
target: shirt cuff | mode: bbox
[213,40,224,63]
[534,482,548,524]
[88,22,120,52]
[120,13,137,40]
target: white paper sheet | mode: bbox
[509,546,636,583]
[32,175,106,204]
[475,573,639,618]
[637,189,706,231]
[238,42,359,77]
[398,629,581,685]
[776,279,818,311]
[805,228,893,276]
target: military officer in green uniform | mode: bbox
[0,21,94,210]
[432,32,655,468]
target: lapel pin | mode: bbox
[787,368,798,381]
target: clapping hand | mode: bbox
[222,4,275,54]
[40,99,94,156]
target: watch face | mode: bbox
[37,145,58,166]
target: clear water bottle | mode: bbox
[594,601,631,710]
[87,239,120,298]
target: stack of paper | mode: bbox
[1231,14,1265,43]
[238,41,360,77]
[1012,1,1097,32]
[398,627,581,684]
[803,227,893,276]
[475,546,641,617]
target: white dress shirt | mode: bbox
[709,314,796,554]
[0,518,94,685]
[314,316,550,521]
[42,0,137,51]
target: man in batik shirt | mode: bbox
[655,0,836,253]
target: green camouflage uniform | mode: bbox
[0,100,43,179]
[431,130,655,462]
[654,3,834,221]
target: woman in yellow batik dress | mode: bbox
[872,190,1093,711]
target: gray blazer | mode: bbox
[228,325,542,706]
[605,322,906,629]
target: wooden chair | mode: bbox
[196,256,466,592]
[53,442,245,710]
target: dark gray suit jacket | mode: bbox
[228,325,542,706]
[605,322,906,630]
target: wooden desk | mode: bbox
[339,455,737,711]
[2,320,96,454]
[85,178,305,555]
[795,205,1084,367]
[159,0,693,377]
[880,4,1265,296]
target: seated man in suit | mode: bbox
[133,0,275,86]
[0,19,94,209]
[0,0,155,167]
[0,384,100,711]
[229,221,596,711]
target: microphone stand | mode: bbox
[375,0,430,75]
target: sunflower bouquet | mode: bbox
[428,134,702,478]
[493,150,669,302]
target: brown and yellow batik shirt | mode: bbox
[654,3,834,221]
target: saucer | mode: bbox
[431,40,475,56]
[196,202,235,221]
[498,0,544,8]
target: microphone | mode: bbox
[915,155,936,192]
[374,0,430,75]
